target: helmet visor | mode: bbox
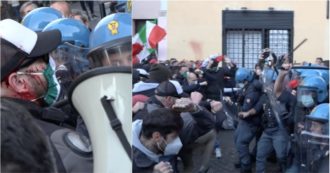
[297,87,318,108]
[88,37,132,68]
[50,42,90,80]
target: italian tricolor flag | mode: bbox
[132,21,166,62]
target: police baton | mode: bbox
[288,38,308,63]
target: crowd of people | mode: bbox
[1,1,132,173]
[0,1,329,173]
[132,50,329,173]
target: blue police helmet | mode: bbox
[22,7,62,32]
[299,76,328,103]
[89,13,131,53]
[235,68,254,83]
[299,70,321,79]
[43,18,90,48]
[316,70,329,84]
[306,103,329,123]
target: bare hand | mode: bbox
[297,122,304,133]
[153,161,173,173]
[207,59,214,68]
[223,96,233,105]
[172,98,197,112]
[238,112,249,118]
[199,81,208,86]
[210,100,223,113]
[132,102,145,113]
[194,69,202,74]
[190,91,203,104]
[281,63,292,70]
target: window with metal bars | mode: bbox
[225,29,290,69]
[222,10,293,69]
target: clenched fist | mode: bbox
[153,161,173,173]
[172,98,198,113]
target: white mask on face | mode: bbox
[267,60,272,66]
[237,83,245,89]
[256,69,261,76]
[164,136,183,156]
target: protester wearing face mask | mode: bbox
[0,19,93,173]
[181,71,207,95]
[175,65,189,85]
[134,80,216,173]
[258,48,278,85]
[133,108,184,173]
[1,19,62,106]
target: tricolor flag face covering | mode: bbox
[22,57,60,105]
[42,63,60,105]
[21,61,60,106]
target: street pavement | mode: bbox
[179,130,281,173]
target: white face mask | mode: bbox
[237,83,245,89]
[267,60,272,66]
[301,95,315,108]
[255,69,261,75]
[164,136,183,156]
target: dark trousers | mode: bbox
[234,120,258,172]
[256,127,289,173]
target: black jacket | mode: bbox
[202,68,225,101]
[1,97,93,173]
[134,96,215,145]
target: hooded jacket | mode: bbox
[132,120,179,173]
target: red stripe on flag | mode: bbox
[148,25,166,49]
[132,43,143,56]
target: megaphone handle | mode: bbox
[101,96,132,161]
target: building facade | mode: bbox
[133,0,329,67]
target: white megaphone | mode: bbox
[68,66,132,173]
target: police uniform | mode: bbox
[254,90,295,173]
[234,79,262,172]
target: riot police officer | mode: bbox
[255,79,294,173]
[234,68,262,173]
[300,103,329,173]
[43,18,90,102]
[237,62,294,173]
[22,7,62,32]
[292,75,328,173]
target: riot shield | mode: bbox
[299,130,329,173]
[290,66,329,135]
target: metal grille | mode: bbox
[268,30,289,57]
[244,30,262,69]
[225,29,291,69]
[226,30,243,67]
